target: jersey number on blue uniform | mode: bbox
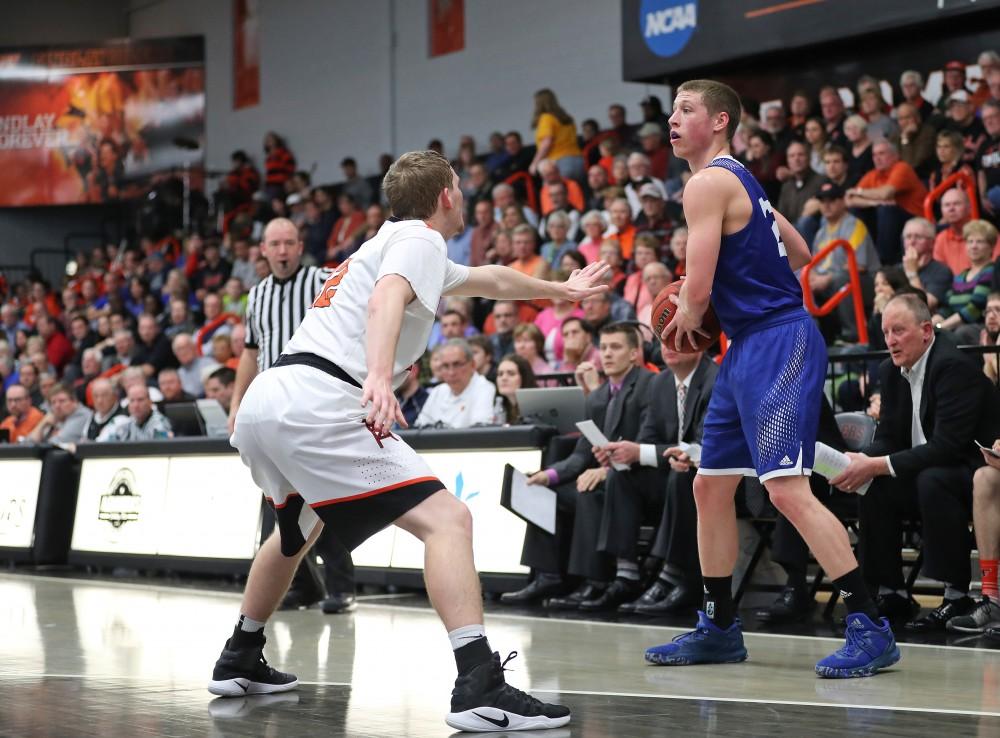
[757,197,787,258]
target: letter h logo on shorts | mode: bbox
[363,420,398,448]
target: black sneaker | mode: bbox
[207,635,299,697]
[446,651,570,732]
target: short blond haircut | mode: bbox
[382,150,453,220]
[963,218,999,244]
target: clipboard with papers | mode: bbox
[500,464,557,534]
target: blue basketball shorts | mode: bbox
[698,316,827,483]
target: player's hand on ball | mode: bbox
[665,294,711,352]
[361,373,406,432]
[562,261,612,302]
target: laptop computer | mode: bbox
[515,386,586,434]
[161,401,205,437]
[196,399,230,438]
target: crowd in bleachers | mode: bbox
[3,56,1000,636]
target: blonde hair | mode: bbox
[676,79,742,142]
[963,218,999,244]
[382,150,453,220]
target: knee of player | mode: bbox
[764,478,809,517]
[443,494,474,537]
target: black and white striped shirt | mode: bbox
[244,265,329,371]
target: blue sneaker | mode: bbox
[644,611,748,666]
[815,613,900,678]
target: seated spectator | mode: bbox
[534,271,584,365]
[582,287,632,336]
[118,366,164,405]
[209,332,236,369]
[777,141,823,222]
[896,103,936,180]
[493,130,533,184]
[124,276,150,317]
[429,309,473,350]
[197,293,234,354]
[500,203,527,230]
[859,88,899,142]
[415,339,496,428]
[539,182,581,241]
[164,298,196,339]
[577,211,607,263]
[623,152,667,219]
[932,219,998,344]
[221,277,247,318]
[467,335,496,383]
[846,140,928,264]
[158,367,195,404]
[394,363,428,428]
[72,348,103,404]
[171,333,219,398]
[623,235,659,315]
[604,198,637,260]
[933,188,981,275]
[929,129,975,192]
[469,200,498,267]
[1,304,27,349]
[944,90,987,166]
[509,224,549,280]
[339,156,374,207]
[596,343,718,614]
[585,165,609,212]
[598,240,627,295]
[488,300,519,363]
[85,378,126,440]
[763,102,795,153]
[493,354,538,425]
[554,316,600,372]
[33,314,74,377]
[899,69,936,124]
[326,193,365,263]
[978,100,1000,219]
[632,183,673,249]
[744,129,783,203]
[99,383,173,442]
[637,262,673,329]
[192,241,232,302]
[538,211,577,268]
[902,217,954,311]
[102,329,137,372]
[501,323,653,607]
[803,117,828,175]
[637,122,670,181]
[204,366,236,415]
[134,313,177,379]
[557,250,587,274]
[492,182,537,227]
[537,159,585,215]
[844,115,875,186]
[1,384,44,442]
[26,383,92,444]
[606,102,638,149]
[809,181,880,342]
[513,323,553,379]
[229,237,257,290]
[837,294,1000,629]
[982,292,1000,383]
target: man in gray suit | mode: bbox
[500,322,654,607]
[598,345,718,614]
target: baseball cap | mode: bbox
[638,182,666,200]
[638,122,662,138]
[944,60,966,72]
[815,180,845,200]
[947,89,971,106]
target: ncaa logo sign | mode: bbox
[640,0,697,58]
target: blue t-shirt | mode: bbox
[706,156,806,339]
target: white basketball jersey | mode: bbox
[283,219,469,389]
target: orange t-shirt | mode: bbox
[857,161,928,217]
[0,407,44,442]
[609,225,637,260]
[540,177,585,215]
[510,254,547,279]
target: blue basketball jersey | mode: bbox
[705,156,805,339]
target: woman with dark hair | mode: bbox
[529,88,583,181]
[493,353,538,425]
[124,276,150,317]
[558,249,588,273]
[263,131,296,200]
[868,265,911,351]
[803,117,828,175]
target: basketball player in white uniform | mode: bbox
[208,150,610,732]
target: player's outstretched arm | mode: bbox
[774,209,812,271]
[445,261,610,301]
[363,274,413,433]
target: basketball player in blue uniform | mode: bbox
[646,80,899,678]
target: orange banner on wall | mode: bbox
[429,0,464,57]
[234,0,260,109]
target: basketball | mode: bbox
[651,281,722,353]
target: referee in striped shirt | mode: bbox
[232,217,357,614]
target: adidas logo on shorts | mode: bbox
[779,455,793,466]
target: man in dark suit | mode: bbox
[833,293,1000,629]
[500,323,654,607]
[595,345,718,613]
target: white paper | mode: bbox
[677,441,702,465]
[510,468,557,534]
[576,420,630,471]
[813,441,870,495]
[976,440,1000,459]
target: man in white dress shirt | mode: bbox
[415,339,496,428]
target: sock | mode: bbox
[943,585,968,602]
[450,625,492,674]
[616,558,640,582]
[658,564,682,588]
[702,576,734,629]
[834,568,879,622]
[981,559,999,601]
[231,613,266,647]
